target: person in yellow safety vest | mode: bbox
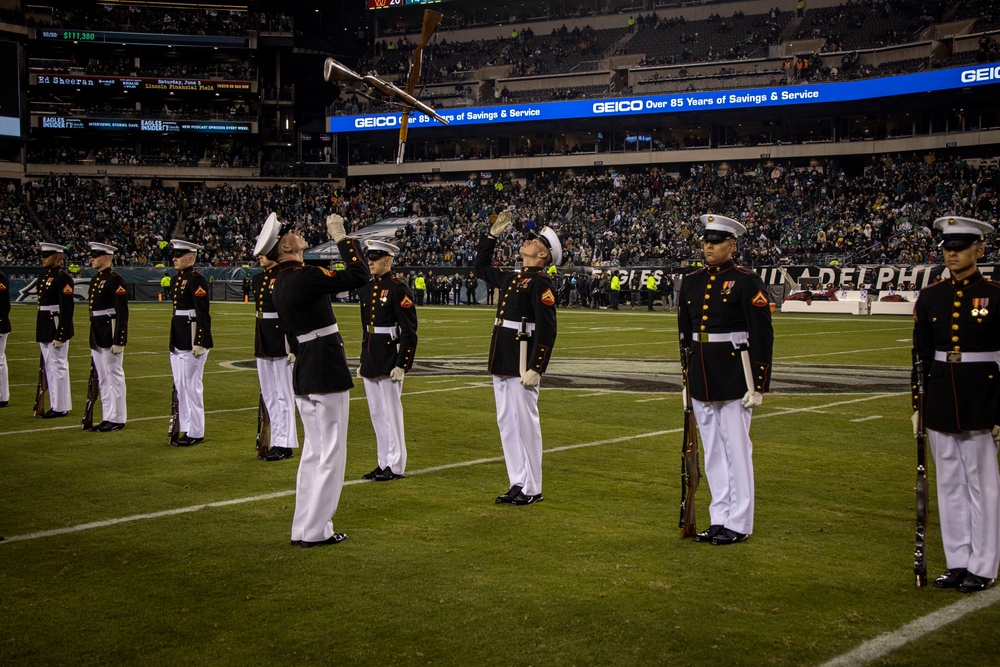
[160,273,172,299]
[511,28,518,39]
[610,272,621,310]
[413,273,426,306]
[546,264,557,277]
[646,274,657,311]
[494,182,503,193]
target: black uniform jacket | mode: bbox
[36,266,75,343]
[253,268,298,358]
[0,271,10,334]
[474,234,558,377]
[912,270,1000,433]
[169,267,213,351]
[359,271,418,378]
[88,268,129,350]
[678,259,773,401]
[271,238,370,395]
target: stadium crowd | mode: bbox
[1,155,997,270]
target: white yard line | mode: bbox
[778,346,910,361]
[850,415,883,423]
[818,587,1000,667]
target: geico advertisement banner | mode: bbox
[328,62,1000,133]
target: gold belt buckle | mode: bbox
[947,351,962,363]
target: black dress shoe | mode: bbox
[692,524,725,543]
[0,401,8,407]
[362,466,383,480]
[300,533,348,548]
[932,568,968,589]
[374,467,403,481]
[40,409,69,419]
[92,421,111,431]
[710,528,750,545]
[290,540,301,546]
[510,491,543,506]
[96,422,126,432]
[495,484,523,504]
[176,435,204,447]
[262,446,293,461]
[958,573,995,593]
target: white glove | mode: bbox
[912,412,920,437]
[991,425,999,444]
[286,353,296,364]
[111,344,125,355]
[326,213,347,242]
[681,386,688,407]
[356,366,363,379]
[52,340,65,349]
[192,345,207,357]
[520,369,541,388]
[489,210,512,237]
[741,390,763,409]
[390,367,405,383]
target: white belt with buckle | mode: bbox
[934,350,1000,364]
[39,304,59,313]
[497,319,536,334]
[695,331,749,348]
[257,312,279,320]
[91,308,116,317]
[297,323,339,343]
[174,309,196,317]
[367,325,398,338]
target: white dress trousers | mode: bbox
[928,429,1000,579]
[692,398,755,535]
[363,376,406,474]
[92,347,127,424]
[169,349,208,438]
[292,391,349,542]
[0,333,8,402]
[257,357,298,449]
[39,341,72,412]
[492,375,543,496]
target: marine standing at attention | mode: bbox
[678,214,773,545]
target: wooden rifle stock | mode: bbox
[396,9,443,164]
[914,358,928,587]
[255,394,271,458]
[679,347,701,538]
[82,360,99,430]
[168,384,180,445]
[33,352,48,417]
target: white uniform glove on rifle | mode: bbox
[741,390,763,409]
[912,412,920,437]
[489,211,513,238]
[520,369,540,388]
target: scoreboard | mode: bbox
[0,40,20,137]
[32,74,252,94]
[368,0,441,10]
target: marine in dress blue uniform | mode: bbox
[87,242,129,431]
[253,235,299,462]
[168,239,212,446]
[256,212,370,547]
[359,240,418,482]
[35,242,75,418]
[474,213,562,506]
[913,216,1000,593]
[678,215,773,545]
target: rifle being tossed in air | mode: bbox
[678,347,701,538]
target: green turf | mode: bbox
[1,301,997,666]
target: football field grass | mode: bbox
[2,301,999,665]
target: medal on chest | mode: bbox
[379,289,389,305]
[972,298,989,317]
[722,280,735,295]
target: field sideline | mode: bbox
[2,302,999,666]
